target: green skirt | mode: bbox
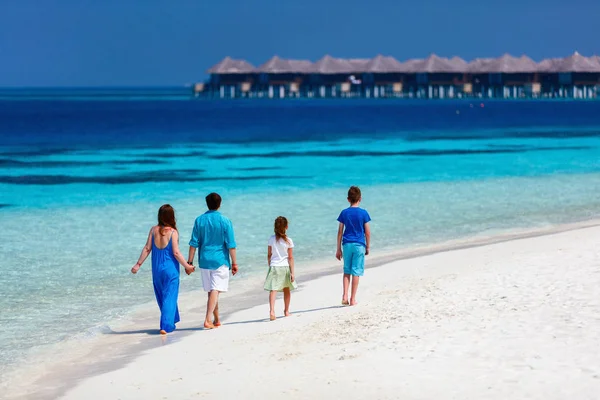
[263,265,298,291]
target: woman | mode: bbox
[131,204,195,334]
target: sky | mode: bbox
[0,0,598,87]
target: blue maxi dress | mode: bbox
[151,232,181,332]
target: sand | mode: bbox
[55,225,600,400]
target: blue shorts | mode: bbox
[342,243,365,276]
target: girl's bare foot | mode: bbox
[159,329,167,335]
[203,322,215,329]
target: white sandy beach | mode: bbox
[50,224,600,400]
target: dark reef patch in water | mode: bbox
[0,172,308,185]
[228,166,279,171]
[208,146,591,159]
[0,159,168,168]
[143,151,207,159]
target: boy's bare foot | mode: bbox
[269,314,276,321]
[159,329,167,335]
[203,322,215,330]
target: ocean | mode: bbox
[1,98,600,388]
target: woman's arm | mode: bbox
[335,222,344,260]
[171,230,195,274]
[287,247,295,281]
[131,227,153,274]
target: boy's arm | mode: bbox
[364,222,371,255]
[336,222,344,260]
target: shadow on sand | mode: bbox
[106,305,346,334]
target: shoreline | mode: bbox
[4,216,600,399]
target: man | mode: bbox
[188,192,238,329]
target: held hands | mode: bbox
[184,263,195,275]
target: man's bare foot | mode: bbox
[284,311,291,317]
[269,314,276,321]
[213,320,221,327]
[159,329,167,335]
[203,322,215,329]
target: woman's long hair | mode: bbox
[274,216,289,244]
[157,204,177,236]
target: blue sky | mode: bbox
[0,0,598,87]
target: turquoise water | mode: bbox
[1,99,600,385]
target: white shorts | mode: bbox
[201,266,230,292]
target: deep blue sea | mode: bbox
[1,98,600,386]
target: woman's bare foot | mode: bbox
[203,322,215,329]
[159,329,167,335]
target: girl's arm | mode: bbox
[171,230,195,274]
[335,222,344,260]
[267,246,272,266]
[131,227,153,274]
[364,222,371,255]
[287,247,295,281]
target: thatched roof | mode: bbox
[309,55,357,74]
[449,56,468,70]
[402,54,462,73]
[540,52,600,72]
[207,57,255,74]
[364,55,404,73]
[256,56,312,73]
[469,54,538,73]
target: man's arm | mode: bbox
[188,220,200,265]
[336,222,344,260]
[229,248,238,275]
[364,222,371,255]
[225,219,238,274]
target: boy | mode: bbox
[336,186,371,306]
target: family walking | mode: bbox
[131,187,371,334]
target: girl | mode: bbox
[131,204,194,334]
[264,216,297,321]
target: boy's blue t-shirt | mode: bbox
[337,207,371,247]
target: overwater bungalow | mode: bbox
[254,56,311,98]
[468,54,539,99]
[400,54,467,99]
[198,52,600,100]
[203,57,255,98]
[538,52,600,99]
